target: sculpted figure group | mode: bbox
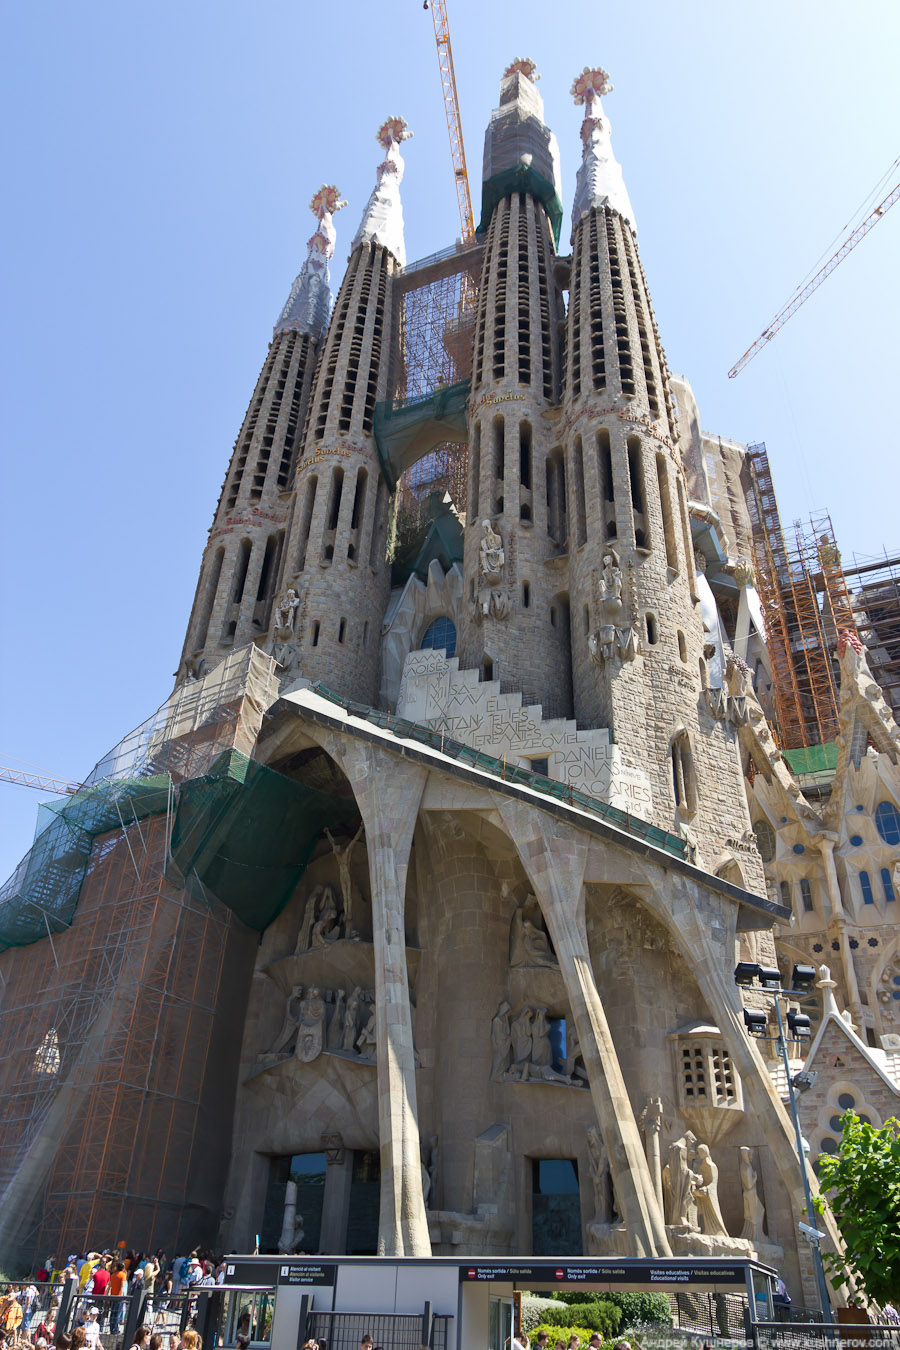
[262,983,379,1065]
[490,1000,587,1087]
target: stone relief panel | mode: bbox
[490,999,587,1088]
[397,648,653,820]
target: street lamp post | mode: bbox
[734,961,835,1330]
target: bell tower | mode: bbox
[277,120,412,704]
[177,185,345,682]
[561,67,758,871]
[457,60,569,714]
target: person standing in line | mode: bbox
[108,1263,127,1335]
[127,1325,151,1350]
[90,1260,110,1330]
[21,1283,39,1334]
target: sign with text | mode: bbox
[278,1264,336,1287]
[460,1262,749,1288]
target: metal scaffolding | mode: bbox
[0,649,279,1264]
[845,549,900,715]
[389,240,483,518]
[748,446,858,750]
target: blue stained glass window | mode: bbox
[881,868,896,903]
[800,879,814,911]
[860,871,875,905]
[875,800,900,845]
[420,615,457,658]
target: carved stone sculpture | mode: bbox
[355,1007,377,1062]
[324,823,364,939]
[296,885,324,954]
[309,886,340,949]
[739,1146,765,1242]
[587,1124,618,1224]
[479,519,505,581]
[268,984,304,1057]
[662,1133,700,1230]
[589,546,638,665]
[326,988,345,1050]
[277,1179,304,1254]
[294,987,326,1063]
[702,687,728,720]
[692,1142,728,1237]
[509,895,558,969]
[273,586,300,638]
[490,1000,512,1080]
[342,987,362,1052]
[639,1096,665,1205]
[509,1005,534,1076]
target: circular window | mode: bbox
[793,843,806,855]
[819,1137,839,1154]
[838,1092,856,1110]
[849,835,863,847]
[754,820,776,863]
[829,1115,844,1132]
[859,1114,872,1126]
[875,800,900,845]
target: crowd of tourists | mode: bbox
[0,1250,225,1350]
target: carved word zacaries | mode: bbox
[397,648,653,820]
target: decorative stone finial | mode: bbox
[351,118,412,267]
[504,57,540,82]
[571,65,613,105]
[837,628,863,658]
[570,63,636,240]
[274,185,346,341]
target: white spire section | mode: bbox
[570,66,637,240]
[274,186,346,341]
[351,117,412,268]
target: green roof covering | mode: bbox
[782,742,839,777]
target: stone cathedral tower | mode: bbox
[3,57,861,1295]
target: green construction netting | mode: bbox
[170,749,359,932]
[478,166,564,247]
[0,776,172,951]
[373,380,469,491]
[782,742,839,777]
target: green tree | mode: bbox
[814,1111,900,1304]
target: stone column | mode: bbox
[317,732,431,1255]
[816,835,864,1027]
[496,798,671,1257]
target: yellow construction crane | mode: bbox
[425,0,475,241]
[728,161,900,378]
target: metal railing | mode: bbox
[306,1312,450,1350]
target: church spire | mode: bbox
[350,117,412,267]
[274,185,346,341]
[570,66,636,239]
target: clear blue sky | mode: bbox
[1,0,898,880]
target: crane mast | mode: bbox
[428,0,475,241]
[728,172,900,378]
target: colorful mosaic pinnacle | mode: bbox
[309,185,347,220]
[571,65,614,104]
[377,116,413,150]
[503,57,539,82]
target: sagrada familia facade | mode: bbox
[1,59,898,1306]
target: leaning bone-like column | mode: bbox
[496,798,671,1257]
[315,731,431,1255]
